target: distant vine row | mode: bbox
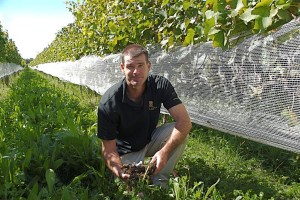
[0,21,25,66]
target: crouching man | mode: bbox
[97,44,192,188]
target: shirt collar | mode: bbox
[122,79,128,103]
[121,76,150,106]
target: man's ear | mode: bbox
[147,61,151,71]
[120,63,125,73]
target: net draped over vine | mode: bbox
[33,17,300,153]
[0,63,23,78]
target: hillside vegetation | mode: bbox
[30,0,300,66]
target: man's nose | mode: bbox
[133,67,139,74]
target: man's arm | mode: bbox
[151,103,192,174]
[101,139,130,180]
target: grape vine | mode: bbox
[30,0,299,66]
[0,22,25,66]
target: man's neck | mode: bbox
[126,84,145,103]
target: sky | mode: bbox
[0,0,75,59]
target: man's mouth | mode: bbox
[131,77,142,81]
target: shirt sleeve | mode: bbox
[161,77,182,110]
[97,104,117,140]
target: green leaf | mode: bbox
[87,31,93,37]
[168,35,175,47]
[230,0,245,17]
[183,28,195,46]
[212,30,225,48]
[185,18,191,28]
[111,37,118,47]
[53,159,64,170]
[276,0,286,4]
[108,21,118,33]
[253,17,264,32]
[251,0,273,17]
[208,27,221,36]
[67,118,79,134]
[204,179,220,200]
[28,182,39,199]
[168,6,176,16]
[57,110,64,124]
[162,0,169,7]
[270,6,278,17]
[204,19,215,36]
[277,9,292,20]
[240,8,258,23]
[252,6,271,17]
[275,0,291,10]
[235,0,245,10]
[46,169,56,194]
[22,149,32,169]
[205,10,216,19]
[62,187,73,200]
[262,16,273,29]
[183,0,192,11]
[276,2,291,10]
[256,0,274,8]
[141,28,152,39]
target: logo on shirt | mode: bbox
[148,101,158,110]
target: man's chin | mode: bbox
[130,81,143,88]
[130,80,139,85]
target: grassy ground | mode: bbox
[0,68,299,199]
[178,125,300,199]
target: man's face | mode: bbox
[121,53,151,88]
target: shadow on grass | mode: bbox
[179,156,277,199]
[177,124,300,199]
[191,125,300,181]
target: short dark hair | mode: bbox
[121,44,149,64]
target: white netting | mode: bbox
[32,17,300,153]
[0,63,23,78]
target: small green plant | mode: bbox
[169,176,221,200]
[45,169,55,194]
[233,190,266,200]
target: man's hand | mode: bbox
[111,162,131,181]
[102,139,130,181]
[150,149,168,175]
[117,169,131,181]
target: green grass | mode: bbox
[177,126,300,199]
[0,68,299,199]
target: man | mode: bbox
[97,44,191,187]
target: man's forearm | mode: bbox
[160,120,191,158]
[161,104,192,158]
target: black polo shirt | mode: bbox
[97,74,182,155]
